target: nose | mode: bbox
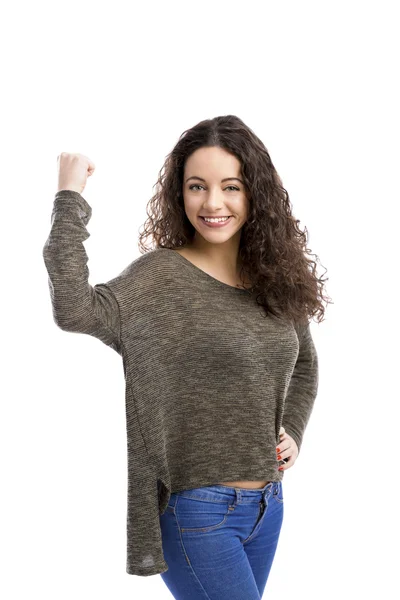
[201,193,228,212]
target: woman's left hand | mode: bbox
[276,426,299,470]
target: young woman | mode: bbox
[43,115,329,599]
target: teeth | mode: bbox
[203,216,230,223]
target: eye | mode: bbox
[188,184,240,191]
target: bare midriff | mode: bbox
[218,481,271,489]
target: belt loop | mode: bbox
[234,487,242,505]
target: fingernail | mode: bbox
[277,448,281,452]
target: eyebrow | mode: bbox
[185,176,244,184]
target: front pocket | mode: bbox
[176,495,231,533]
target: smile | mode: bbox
[199,216,233,228]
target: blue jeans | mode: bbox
[159,481,284,599]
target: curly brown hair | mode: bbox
[138,115,332,327]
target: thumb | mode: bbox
[279,426,285,436]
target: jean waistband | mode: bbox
[172,481,280,505]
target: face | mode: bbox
[182,146,250,248]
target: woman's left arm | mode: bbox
[281,323,319,456]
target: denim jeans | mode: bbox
[159,481,284,599]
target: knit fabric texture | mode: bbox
[43,189,319,576]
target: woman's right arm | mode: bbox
[42,189,122,354]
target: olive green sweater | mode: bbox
[42,190,319,577]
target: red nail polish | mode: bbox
[277,448,281,453]
[278,467,283,471]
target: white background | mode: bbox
[1,0,398,598]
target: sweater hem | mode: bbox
[126,560,169,577]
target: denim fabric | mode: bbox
[159,481,284,599]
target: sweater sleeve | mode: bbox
[281,322,319,455]
[42,190,122,355]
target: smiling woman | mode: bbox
[171,145,253,289]
[43,115,326,597]
[139,116,329,330]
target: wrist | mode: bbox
[57,184,82,194]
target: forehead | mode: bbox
[184,146,242,176]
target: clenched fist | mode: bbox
[57,152,96,195]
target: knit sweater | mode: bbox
[42,189,319,577]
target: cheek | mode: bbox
[183,196,199,215]
[235,197,249,219]
[183,201,201,227]
[185,201,208,227]
[185,206,199,224]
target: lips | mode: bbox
[198,215,233,228]
[199,216,232,219]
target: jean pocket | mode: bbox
[176,494,231,533]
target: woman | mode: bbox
[43,115,329,599]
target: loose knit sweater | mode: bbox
[42,189,319,577]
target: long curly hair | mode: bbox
[138,115,332,326]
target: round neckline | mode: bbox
[158,247,253,295]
